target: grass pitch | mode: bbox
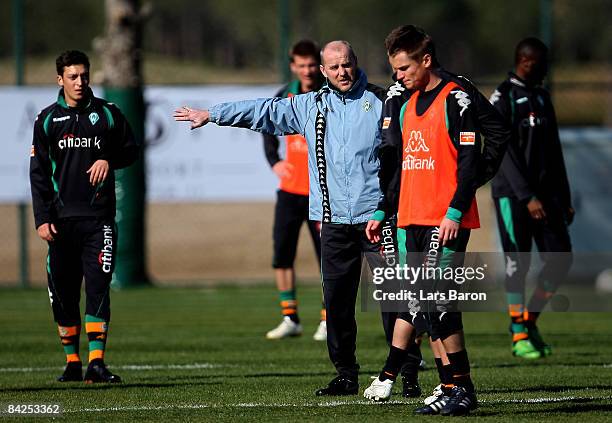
[0,284,611,422]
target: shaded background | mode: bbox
[1,0,610,125]
[0,0,610,286]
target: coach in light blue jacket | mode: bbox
[208,64,383,225]
[174,40,386,396]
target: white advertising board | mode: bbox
[0,85,283,202]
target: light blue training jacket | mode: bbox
[208,69,385,225]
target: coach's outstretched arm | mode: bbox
[173,96,308,136]
[173,106,211,129]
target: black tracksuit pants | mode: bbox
[494,196,572,300]
[320,222,380,379]
[46,218,117,326]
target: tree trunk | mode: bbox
[98,0,149,287]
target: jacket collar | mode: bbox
[508,72,540,89]
[325,68,367,101]
[57,87,93,110]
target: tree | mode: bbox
[96,0,150,287]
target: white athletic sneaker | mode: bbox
[265,317,303,339]
[313,320,327,341]
[364,377,394,402]
[424,383,445,405]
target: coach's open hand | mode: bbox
[173,106,210,130]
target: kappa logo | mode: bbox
[406,130,429,153]
[53,115,70,122]
[385,81,405,103]
[47,287,54,305]
[450,89,471,116]
[363,100,372,112]
[506,256,517,277]
[489,89,501,105]
[89,112,100,125]
[402,130,434,170]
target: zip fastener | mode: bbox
[90,181,105,206]
[55,194,65,208]
[342,99,353,222]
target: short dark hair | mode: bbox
[56,50,90,75]
[384,25,439,66]
[515,37,548,64]
[290,40,320,63]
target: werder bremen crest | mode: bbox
[89,112,100,125]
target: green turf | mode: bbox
[0,285,611,422]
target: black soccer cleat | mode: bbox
[315,375,358,396]
[57,361,83,382]
[440,386,478,416]
[414,394,450,415]
[83,359,122,384]
[402,378,422,398]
